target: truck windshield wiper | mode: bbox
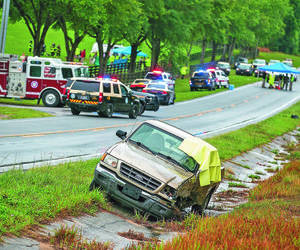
[156,152,189,172]
[128,139,155,155]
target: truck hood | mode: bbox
[108,141,194,189]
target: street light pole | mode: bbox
[0,0,11,53]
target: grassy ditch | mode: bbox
[129,153,300,250]
[0,106,53,120]
[0,101,299,245]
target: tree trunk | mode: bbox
[129,43,139,74]
[151,35,161,70]
[221,44,227,61]
[211,40,217,61]
[186,41,193,65]
[253,39,259,59]
[200,38,206,64]
[228,36,236,65]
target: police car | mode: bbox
[144,70,175,90]
[66,77,140,118]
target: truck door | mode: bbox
[6,61,26,98]
[26,59,43,99]
[119,84,131,112]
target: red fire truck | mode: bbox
[0,54,89,107]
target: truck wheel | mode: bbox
[42,90,60,107]
[129,104,139,119]
[97,111,105,117]
[71,108,80,115]
[89,179,101,191]
[139,102,146,115]
[104,103,113,118]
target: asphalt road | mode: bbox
[1,80,300,172]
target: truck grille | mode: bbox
[120,163,161,191]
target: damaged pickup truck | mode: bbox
[89,120,224,219]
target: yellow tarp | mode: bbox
[178,136,221,186]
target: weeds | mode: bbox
[228,182,248,188]
[248,174,261,180]
[224,174,241,181]
[255,171,265,175]
[50,224,113,249]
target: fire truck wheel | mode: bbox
[71,108,80,115]
[129,104,139,119]
[104,103,113,118]
[42,90,60,107]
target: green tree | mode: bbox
[144,0,193,70]
[123,0,148,73]
[270,0,300,54]
[88,0,136,75]
[54,0,99,61]
[10,0,58,56]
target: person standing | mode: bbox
[28,40,33,54]
[180,65,188,79]
[41,44,46,56]
[75,48,80,61]
[109,53,116,65]
[289,74,294,91]
[80,49,86,63]
[50,43,56,57]
[282,73,289,90]
[262,71,267,88]
[56,45,61,57]
[268,73,275,88]
[145,57,151,71]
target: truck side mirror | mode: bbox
[116,130,127,140]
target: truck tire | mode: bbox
[42,90,60,107]
[139,102,146,115]
[129,104,139,119]
[104,103,113,118]
[71,108,80,115]
[89,179,101,191]
[191,187,215,216]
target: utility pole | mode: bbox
[0,0,11,53]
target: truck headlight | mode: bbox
[161,186,177,200]
[101,153,118,168]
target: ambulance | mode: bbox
[0,54,89,107]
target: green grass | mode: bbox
[0,106,53,119]
[0,159,108,237]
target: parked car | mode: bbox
[268,59,280,65]
[235,63,254,76]
[130,79,153,92]
[282,59,293,67]
[234,57,248,69]
[142,83,175,105]
[66,77,140,118]
[145,70,175,90]
[207,68,229,88]
[89,119,224,219]
[252,59,267,77]
[216,61,231,75]
[189,71,216,91]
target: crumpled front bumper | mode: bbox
[93,163,174,219]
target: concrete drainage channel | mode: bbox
[0,130,299,250]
